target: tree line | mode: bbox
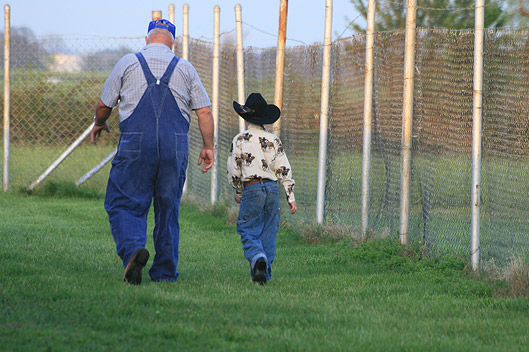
[0,27,134,72]
[347,0,528,32]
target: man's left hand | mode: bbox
[198,148,214,173]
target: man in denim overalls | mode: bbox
[91,20,214,285]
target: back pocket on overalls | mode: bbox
[114,132,142,164]
[175,133,188,162]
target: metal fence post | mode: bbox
[210,5,220,206]
[168,4,175,24]
[182,4,190,195]
[272,0,288,137]
[169,4,175,54]
[360,0,376,237]
[3,5,10,192]
[316,0,333,224]
[152,10,162,20]
[235,4,246,133]
[182,4,189,60]
[399,0,417,245]
[471,0,485,271]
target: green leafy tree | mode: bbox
[347,0,509,32]
[82,46,133,72]
[0,27,44,69]
[505,0,529,26]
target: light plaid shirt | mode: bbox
[100,43,211,122]
[227,123,295,203]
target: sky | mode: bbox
[9,0,364,47]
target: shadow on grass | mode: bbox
[20,180,104,199]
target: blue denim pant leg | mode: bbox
[148,152,186,282]
[105,152,155,268]
[237,181,280,280]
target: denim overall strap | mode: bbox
[135,52,180,86]
[159,56,179,84]
[134,52,157,85]
[105,51,189,282]
[134,53,180,120]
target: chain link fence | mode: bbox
[2,27,529,266]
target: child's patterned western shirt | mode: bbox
[227,123,295,203]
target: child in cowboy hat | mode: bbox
[227,92,297,285]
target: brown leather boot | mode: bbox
[123,248,149,285]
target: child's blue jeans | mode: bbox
[237,180,280,280]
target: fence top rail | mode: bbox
[24,25,528,49]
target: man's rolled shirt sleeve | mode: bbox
[100,54,135,108]
[185,61,211,110]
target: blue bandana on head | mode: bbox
[148,19,176,38]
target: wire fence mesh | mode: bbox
[2,27,529,266]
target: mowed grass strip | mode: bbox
[1,190,528,351]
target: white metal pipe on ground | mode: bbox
[273,0,288,137]
[235,4,246,133]
[30,123,94,190]
[316,0,333,224]
[76,148,117,186]
[399,0,417,245]
[360,0,376,237]
[211,5,220,206]
[3,5,10,192]
[471,0,485,271]
[182,3,190,195]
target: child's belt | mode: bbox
[243,177,273,189]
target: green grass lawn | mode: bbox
[1,189,528,351]
[5,142,529,267]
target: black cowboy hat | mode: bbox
[233,93,280,125]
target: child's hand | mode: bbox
[289,201,297,214]
[234,194,241,204]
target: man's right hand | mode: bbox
[92,99,113,143]
[91,123,111,143]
